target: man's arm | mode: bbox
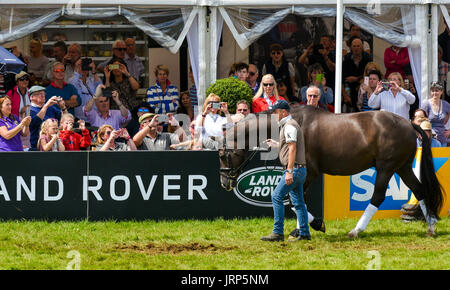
[285,142,296,185]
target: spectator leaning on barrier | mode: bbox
[146,64,179,114]
[417,120,442,148]
[95,125,136,151]
[37,118,65,152]
[132,113,180,151]
[83,84,131,131]
[368,72,416,120]
[59,113,91,151]
[0,96,31,152]
[29,85,68,150]
[45,62,81,116]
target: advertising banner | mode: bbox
[0,151,323,221]
[324,148,450,219]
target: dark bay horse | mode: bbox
[218,105,444,237]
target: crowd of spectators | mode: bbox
[1,24,449,152]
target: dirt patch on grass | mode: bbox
[116,242,237,255]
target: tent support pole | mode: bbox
[334,0,344,114]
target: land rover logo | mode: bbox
[233,166,289,207]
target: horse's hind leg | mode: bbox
[396,163,438,236]
[348,169,393,238]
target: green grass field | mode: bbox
[0,217,448,270]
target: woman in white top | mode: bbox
[195,93,232,148]
[368,72,416,120]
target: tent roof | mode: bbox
[0,0,445,6]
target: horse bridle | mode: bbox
[219,148,259,181]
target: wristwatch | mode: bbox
[286,169,293,174]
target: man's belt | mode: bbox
[283,163,306,170]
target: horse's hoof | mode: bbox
[348,229,359,239]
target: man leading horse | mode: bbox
[218,97,444,239]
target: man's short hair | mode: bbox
[348,36,362,48]
[367,69,382,80]
[236,99,250,108]
[270,43,283,52]
[306,85,321,97]
[54,41,67,54]
[234,62,249,72]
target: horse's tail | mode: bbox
[412,123,445,218]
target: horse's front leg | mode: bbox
[348,170,392,238]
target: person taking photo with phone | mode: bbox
[368,72,416,120]
[299,63,333,109]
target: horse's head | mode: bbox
[218,148,247,191]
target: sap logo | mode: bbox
[350,168,411,211]
[233,167,289,207]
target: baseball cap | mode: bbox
[15,71,29,81]
[28,85,46,95]
[139,112,156,124]
[270,100,290,112]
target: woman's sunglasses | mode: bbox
[263,83,274,87]
[138,108,150,113]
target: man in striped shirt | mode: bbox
[146,64,179,114]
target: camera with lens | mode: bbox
[102,87,113,98]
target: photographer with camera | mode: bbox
[368,72,416,120]
[59,113,91,151]
[299,63,333,111]
[104,57,140,111]
[95,125,136,151]
[83,84,131,130]
[132,113,181,151]
[69,57,102,122]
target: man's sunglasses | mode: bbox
[138,108,150,113]
[18,76,29,81]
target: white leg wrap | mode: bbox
[355,204,378,232]
[419,200,437,226]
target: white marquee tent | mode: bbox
[1,0,450,111]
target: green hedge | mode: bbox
[206,77,253,114]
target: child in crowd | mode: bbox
[59,113,91,151]
[37,118,65,151]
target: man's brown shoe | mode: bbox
[260,233,284,242]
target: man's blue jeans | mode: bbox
[271,167,310,237]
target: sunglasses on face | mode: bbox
[237,109,248,112]
[114,47,127,52]
[54,68,65,73]
[104,130,112,136]
[263,83,274,87]
[138,108,150,113]
[248,72,256,76]
[271,51,282,55]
